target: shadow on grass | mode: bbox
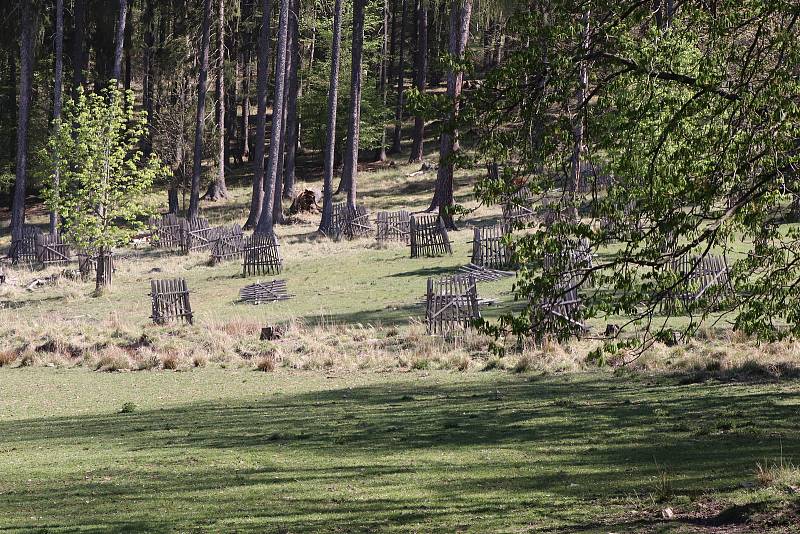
[0,374,798,531]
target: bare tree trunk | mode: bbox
[50,0,65,234]
[255,0,290,234]
[11,0,34,244]
[204,0,230,201]
[71,0,88,89]
[188,0,214,220]
[273,12,292,225]
[427,0,473,230]
[143,0,155,156]
[390,0,406,154]
[283,0,301,200]
[409,0,428,163]
[376,0,389,162]
[112,0,128,84]
[338,0,365,208]
[319,0,344,234]
[244,0,272,228]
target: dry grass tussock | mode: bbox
[2,315,800,378]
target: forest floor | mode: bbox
[0,368,798,533]
[1,152,799,531]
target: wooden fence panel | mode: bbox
[425,275,481,335]
[243,233,283,276]
[150,278,194,324]
[410,215,452,258]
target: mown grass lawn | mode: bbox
[0,368,798,533]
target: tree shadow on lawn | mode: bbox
[0,375,797,532]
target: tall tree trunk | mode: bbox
[390,0,406,154]
[204,0,229,201]
[319,0,344,234]
[273,10,292,225]
[188,0,213,220]
[376,0,389,162]
[112,0,128,84]
[50,0,65,234]
[71,0,88,89]
[409,1,428,163]
[244,0,272,228]
[11,0,34,243]
[239,0,254,163]
[143,0,155,156]
[338,0,365,202]
[427,0,473,230]
[240,48,252,161]
[282,0,301,200]
[255,0,290,234]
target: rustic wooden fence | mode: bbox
[210,224,245,263]
[665,255,732,312]
[9,225,42,266]
[425,275,481,335]
[149,214,184,250]
[243,233,283,276]
[471,224,513,270]
[410,215,452,258]
[328,202,372,240]
[180,218,214,254]
[35,233,72,266]
[376,210,411,243]
[150,278,194,324]
[532,281,586,341]
[239,280,293,304]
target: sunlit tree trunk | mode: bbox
[112,0,128,84]
[338,0,366,208]
[244,0,273,228]
[11,0,34,244]
[188,0,213,219]
[427,0,473,230]
[409,0,428,163]
[283,0,301,200]
[390,0,406,154]
[50,0,65,234]
[255,0,290,234]
[319,0,344,233]
[204,0,230,201]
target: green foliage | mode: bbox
[44,84,166,256]
[464,1,800,348]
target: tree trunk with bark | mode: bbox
[375,0,389,162]
[143,0,155,156]
[255,0,290,234]
[338,0,366,204]
[409,0,428,163]
[50,0,65,234]
[272,15,292,225]
[390,0,406,154]
[71,0,88,89]
[427,0,473,230]
[244,0,272,228]
[282,0,301,200]
[11,0,34,243]
[204,0,229,201]
[318,0,344,234]
[112,0,128,84]
[188,0,214,220]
